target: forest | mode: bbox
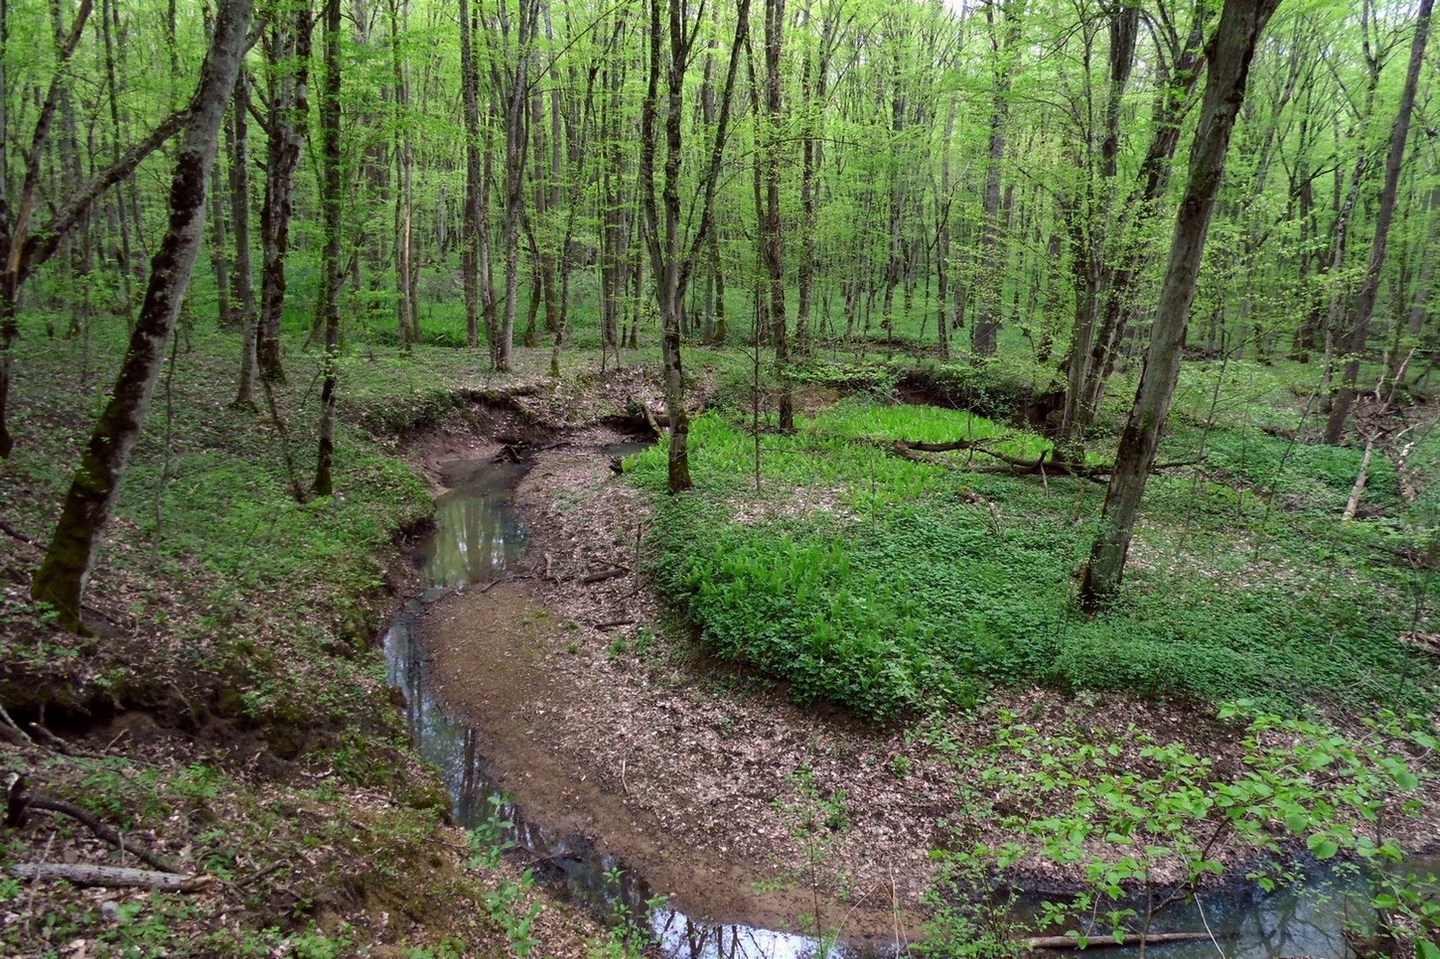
[2,0,1440,955]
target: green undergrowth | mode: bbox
[1,325,602,955]
[628,386,1440,722]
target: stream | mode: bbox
[381,450,1427,959]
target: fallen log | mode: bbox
[1025,931,1212,951]
[15,790,178,873]
[581,566,630,585]
[9,863,218,892]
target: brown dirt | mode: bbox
[411,406,1440,951]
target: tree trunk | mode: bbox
[1057,6,1205,459]
[972,0,1022,356]
[390,0,416,352]
[459,0,484,350]
[257,4,311,384]
[1080,0,1282,610]
[1325,0,1433,444]
[208,144,232,330]
[0,0,92,457]
[763,0,791,430]
[640,0,750,493]
[30,0,254,630]
[230,72,259,408]
[313,0,342,497]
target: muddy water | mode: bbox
[384,452,1428,959]
[382,450,863,958]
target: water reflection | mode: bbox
[422,460,529,588]
[383,452,868,958]
[1013,870,1367,959]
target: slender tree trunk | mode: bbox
[208,142,232,329]
[763,0,791,430]
[1080,0,1282,610]
[640,0,750,493]
[1059,6,1207,460]
[0,0,92,458]
[972,0,1022,356]
[1325,0,1433,444]
[389,0,416,352]
[312,0,342,496]
[459,0,483,350]
[936,98,955,361]
[30,0,254,630]
[230,71,259,408]
[257,4,311,384]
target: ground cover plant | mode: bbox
[628,363,1440,722]
[0,329,616,957]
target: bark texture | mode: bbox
[1080,0,1282,609]
[30,0,254,630]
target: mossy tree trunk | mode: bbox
[313,0,342,498]
[30,0,254,631]
[256,3,311,386]
[1080,0,1282,611]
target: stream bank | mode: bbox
[393,389,1440,959]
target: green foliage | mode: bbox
[631,399,1437,719]
[933,703,1436,948]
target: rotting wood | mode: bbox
[581,566,630,585]
[637,401,665,438]
[874,435,1200,482]
[19,792,178,872]
[1025,931,1212,950]
[1342,437,1374,522]
[9,863,216,892]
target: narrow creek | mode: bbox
[382,449,1426,959]
[382,447,864,959]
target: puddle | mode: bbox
[383,447,870,958]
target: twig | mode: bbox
[594,618,636,630]
[231,860,289,890]
[23,832,55,940]
[0,520,38,546]
[1195,897,1226,959]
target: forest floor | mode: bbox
[3,324,1440,957]
[413,371,1440,954]
[0,333,638,958]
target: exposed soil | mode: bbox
[409,418,1439,954]
[398,375,1440,955]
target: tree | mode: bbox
[230,70,260,408]
[1080,0,1283,610]
[1324,0,1433,444]
[255,0,312,385]
[30,0,255,630]
[640,0,751,493]
[313,0,342,497]
[762,0,792,430]
[971,0,1023,357]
